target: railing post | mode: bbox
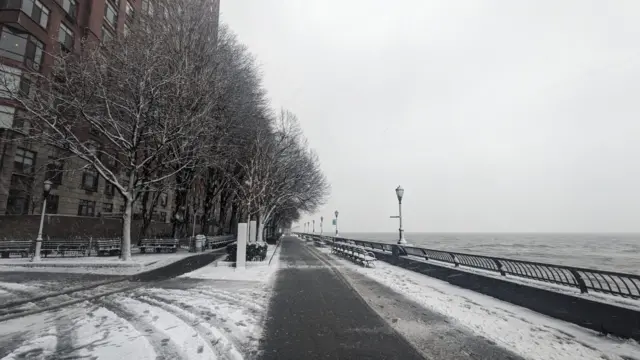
[570,270,589,294]
[493,258,506,276]
[450,253,459,267]
[392,245,407,257]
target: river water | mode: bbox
[336,232,640,275]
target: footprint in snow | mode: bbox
[236,321,247,327]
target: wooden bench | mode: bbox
[43,237,90,257]
[139,238,178,253]
[93,238,121,256]
[0,239,31,258]
[332,242,376,267]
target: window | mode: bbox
[60,0,77,19]
[14,147,35,174]
[6,174,31,215]
[126,1,134,19]
[9,0,50,28]
[58,23,73,51]
[0,66,21,99]
[0,105,15,129]
[141,0,153,16]
[81,168,98,191]
[45,158,63,184]
[0,26,44,70]
[160,192,167,207]
[102,202,113,214]
[104,2,117,28]
[0,66,31,99]
[6,189,29,214]
[86,140,98,158]
[104,182,114,196]
[12,110,30,132]
[77,199,96,216]
[100,25,114,43]
[102,152,117,170]
[46,194,59,214]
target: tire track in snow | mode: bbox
[99,296,185,360]
[135,295,244,360]
[138,291,249,346]
[190,288,266,313]
[153,289,256,340]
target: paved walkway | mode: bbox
[259,237,425,360]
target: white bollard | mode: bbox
[237,223,247,269]
[250,220,257,243]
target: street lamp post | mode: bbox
[334,210,339,237]
[313,220,315,233]
[391,185,406,244]
[320,216,324,235]
[32,180,52,262]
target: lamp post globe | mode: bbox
[395,185,404,202]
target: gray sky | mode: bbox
[221,1,640,233]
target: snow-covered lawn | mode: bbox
[0,243,282,359]
[181,243,281,282]
[0,249,219,276]
[318,247,640,360]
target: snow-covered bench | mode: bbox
[205,235,235,249]
[139,238,178,253]
[0,240,31,258]
[44,237,90,257]
[93,238,121,256]
[332,242,376,267]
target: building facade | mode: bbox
[0,0,221,237]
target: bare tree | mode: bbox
[8,0,221,260]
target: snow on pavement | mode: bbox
[1,325,57,360]
[0,243,282,359]
[322,247,640,360]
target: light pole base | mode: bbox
[31,255,41,262]
[397,238,408,245]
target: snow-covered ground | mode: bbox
[317,246,640,360]
[182,244,281,282]
[0,249,222,276]
[0,243,282,360]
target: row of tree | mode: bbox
[6,0,329,260]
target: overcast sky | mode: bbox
[221,1,640,233]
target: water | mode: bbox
[336,232,640,275]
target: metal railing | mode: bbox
[296,233,640,300]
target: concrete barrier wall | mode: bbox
[376,252,640,341]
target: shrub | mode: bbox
[226,243,268,262]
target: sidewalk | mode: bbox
[259,236,424,360]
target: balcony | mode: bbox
[0,0,49,42]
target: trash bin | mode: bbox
[195,234,206,252]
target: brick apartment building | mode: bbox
[0,0,221,239]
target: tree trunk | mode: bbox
[121,195,133,261]
[229,201,238,236]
